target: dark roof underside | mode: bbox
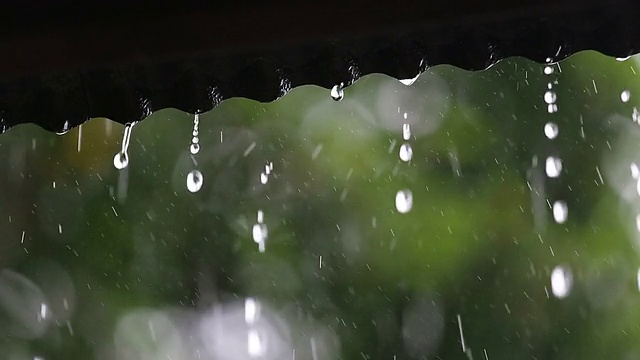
[0,0,639,131]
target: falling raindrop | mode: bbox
[186,170,204,193]
[621,90,631,103]
[252,223,268,252]
[260,172,269,184]
[544,91,557,104]
[190,143,200,155]
[330,83,344,101]
[547,104,558,114]
[545,156,562,178]
[113,152,129,170]
[552,200,568,224]
[395,189,413,214]
[544,122,559,139]
[248,329,266,357]
[402,123,411,141]
[543,66,554,75]
[244,298,259,324]
[399,143,413,162]
[551,265,573,299]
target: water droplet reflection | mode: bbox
[186,170,204,193]
[395,190,413,214]
[551,265,573,299]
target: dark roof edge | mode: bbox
[0,0,638,132]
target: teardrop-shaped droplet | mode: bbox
[330,84,344,101]
[395,189,413,214]
[399,143,413,162]
[186,170,204,193]
[113,152,129,170]
[190,143,200,155]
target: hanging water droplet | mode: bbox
[192,130,199,137]
[113,152,129,170]
[399,143,413,162]
[330,83,344,101]
[552,200,568,224]
[621,90,631,103]
[186,170,204,193]
[395,189,413,214]
[113,122,136,170]
[190,143,200,155]
[551,265,573,299]
[543,66,554,75]
[544,91,557,104]
[402,123,411,140]
[544,122,559,139]
[545,156,562,178]
[192,136,199,144]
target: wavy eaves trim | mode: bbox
[0,0,638,133]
